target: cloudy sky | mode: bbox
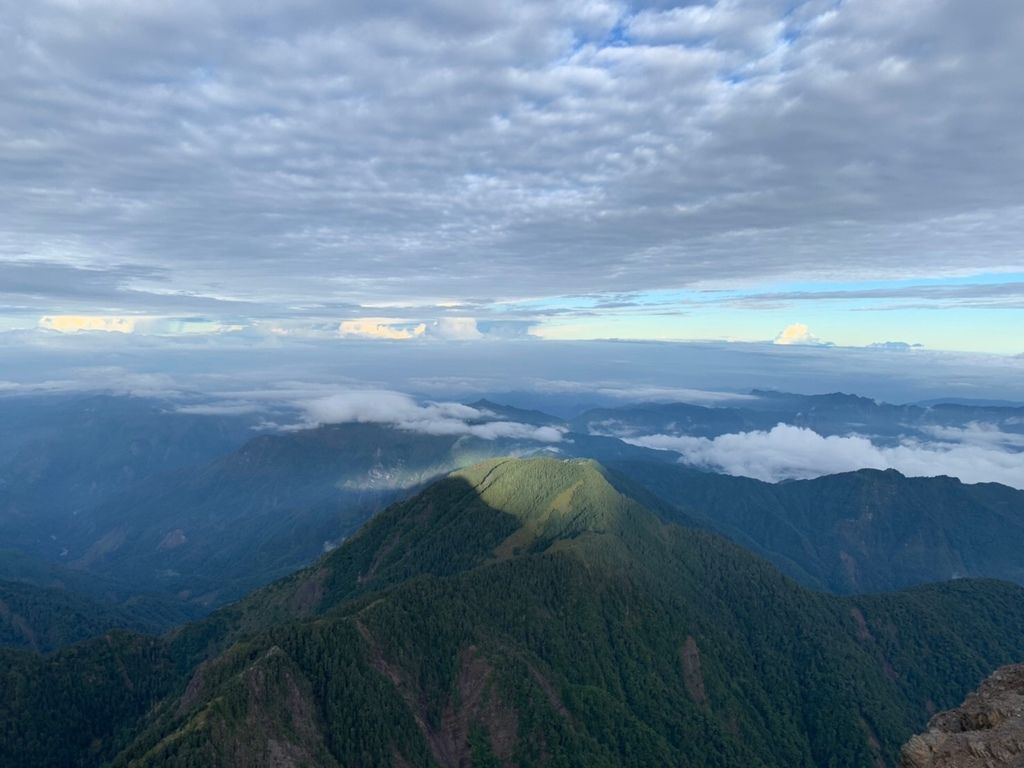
[2,0,1023,361]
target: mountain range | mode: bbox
[3,457,1023,767]
[1,392,1022,637]
[612,461,1024,593]
[571,390,1024,447]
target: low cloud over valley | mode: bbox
[301,390,566,442]
[627,423,1024,489]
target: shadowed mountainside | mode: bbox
[50,422,669,607]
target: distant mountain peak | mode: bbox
[468,398,502,409]
[464,399,565,426]
[749,389,878,405]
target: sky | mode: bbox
[1,0,1023,383]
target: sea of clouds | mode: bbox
[300,390,566,443]
[626,423,1024,489]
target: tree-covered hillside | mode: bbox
[44,421,667,609]
[2,458,1024,767]
[0,394,263,558]
[611,461,1024,592]
[0,579,193,653]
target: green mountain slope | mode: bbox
[52,422,668,608]
[0,632,179,766]
[55,423,520,605]
[0,579,198,653]
[0,550,204,652]
[0,394,263,558]
[611,461,1024,592]
[3,458,1024,768]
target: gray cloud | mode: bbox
[867,341,922,350]
[724,281,1024,311]
[920,422,1024,450]
[2,0,1024,323]
[174,401,267,416]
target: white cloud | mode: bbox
[0,366,183,399]
[304,391,471,424]
[428,317,484,340]
[867,341,922,350]
[407,418,565,443]
[338,318,427,340]
[40,315,137,334]
[526,379,757,404]
[921,422,1024,449]
[38,314,245,336]
[773,323,830,346]
[627,2,782,54]
[626,423,1024,489]
[174,402,264,416]
[302,390,565,442]
[336,316,486,340]
[596,385,757,404]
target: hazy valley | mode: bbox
[1,389,1023,766]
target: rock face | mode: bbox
[901,664,1024,767]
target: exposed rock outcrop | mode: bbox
[901,664,1024,767]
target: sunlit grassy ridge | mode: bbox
[454,458,662,563]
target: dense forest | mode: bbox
[611,461,1024,592]
[3,457,1024,767]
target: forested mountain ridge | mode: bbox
[4,390,1021,655]
[611,461,1024,592]
[573,391,1024,444]
[0,579,184,653]
[49,422,668,608]
[3,458,1024,767]
[0,394,263,557]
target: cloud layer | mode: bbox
[3,332,1023,406]
[627,423,1024,489]
[302,390,565,442]
[2,0,1024,339]
[773,323,830,346]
